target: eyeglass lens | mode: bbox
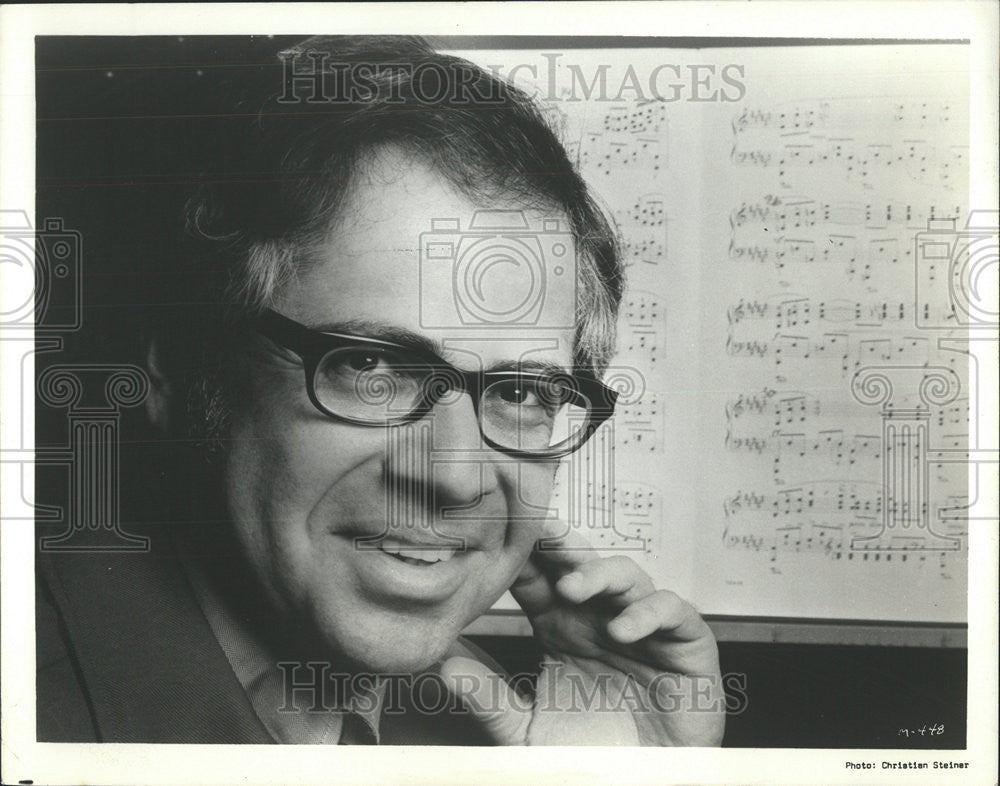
[312,345,592,452]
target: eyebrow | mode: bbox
[486,359,572,377]
[307,319,571,376]
[311,319,443,356]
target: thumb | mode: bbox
[439,656,532,745]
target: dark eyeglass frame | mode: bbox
[251,308,618,459]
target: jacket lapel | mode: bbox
[38,529,272,744]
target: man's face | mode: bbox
[223,149,577,673]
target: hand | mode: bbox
[441,520,725,746]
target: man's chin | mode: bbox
[336,642,454,676]
[320,615,467,675]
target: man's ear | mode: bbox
[144,339,173,433]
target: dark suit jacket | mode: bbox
[36,525,498,745]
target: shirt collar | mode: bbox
[179,553,385,744]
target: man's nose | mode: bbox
[385,390,500,509]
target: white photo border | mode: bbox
[1,2,997,785]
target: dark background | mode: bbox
[34,35,967,749]
[469,635,967,748]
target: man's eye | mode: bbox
[494,379,564,409]
[494,381,536,406]
[336,348,417,377]
[343,350,383,373]
[315,346,425,415]
[321,348,410,385]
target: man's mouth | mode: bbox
[343,531,480,603]
[376,537,460,566]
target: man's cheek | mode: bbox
[262,423,384,503]
[509,466,558,524]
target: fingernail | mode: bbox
[612,617,636,637]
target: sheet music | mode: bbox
[693,46,969,621]
[458,45,970,623]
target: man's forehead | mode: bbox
[277,149,580,372]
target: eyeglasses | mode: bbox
[251,309,618,459]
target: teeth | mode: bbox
[381,539,402,555]
[398,547,440,563]
[378,538,458,564]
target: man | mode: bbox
[37,36,724,746]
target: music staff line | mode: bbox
[725,297,961,331]
[725,388,969,429]
[731,99,962,135]
[725,331,959,372]
[722,523,964,575]
[730,138,966,186]
[727,234,920,283]
[730,195,963,232]
[725,428,881,461]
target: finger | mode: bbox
[608,589,713,644]
[439,656,532,745]
[508,520,576,608]
[555,555,655,606]
[529,659,640,746]
[533,519,599,569]
[508,519,568,612]
[540,516,567,540]
[508,553,557,616]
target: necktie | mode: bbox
[339,710,378,745]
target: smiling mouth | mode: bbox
[376,537,460,566]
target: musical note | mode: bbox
[530,52,971,621]
[579,131,667,177]
[603,101,669,134]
